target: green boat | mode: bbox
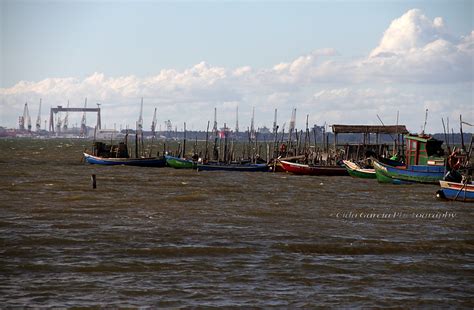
[373,134,446,184]
[165,155,196,169]
[342,160,376,179]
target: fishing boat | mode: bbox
[437,181,474,202]
[196,162,269,172]
[342,160,376,179]
[165,155,196,169]
[84,152,166,167]
[279,160,348,176]
[166,155,269,172]
[373,134,446,184]
[84,141,166,167]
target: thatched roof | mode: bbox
[331,125,408,134]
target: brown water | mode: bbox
[1,139,473,307]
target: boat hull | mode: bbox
[165,155,268,171]
[373,159,445,184]
[437,181,474,202]
[165,155,196,169]
[84,153,166,167]
[342,160,376,179]
[196,163,269,172]
[279,160,348,176]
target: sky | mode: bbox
[0,0,473,133]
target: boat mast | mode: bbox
[422,108,428,134]
[273,108,278,135]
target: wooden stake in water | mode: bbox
[183,122,187,158]
[204,121,210,161]
[91,174,97,189]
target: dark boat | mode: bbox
[279,160,348,176]
[84,153,166,167]
[84,141,166,167]
[165,155,268,172]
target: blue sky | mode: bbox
[1,0,473,132]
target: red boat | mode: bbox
[279,160,349,176]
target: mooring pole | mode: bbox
[91,174,97,189]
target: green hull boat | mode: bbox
[165,155,196,169]
[342,160,376,179]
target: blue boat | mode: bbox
[373,159,445,184]
[373,134,446,184]
[84,152,166,167]
[437,180,474,202]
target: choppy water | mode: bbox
[1,138,473,307]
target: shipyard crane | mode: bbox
[36,99,42,131]
[96,103,101,129]
[20,102,32,132]
[27,108,32,132]
[63,101,70,130]
[80,98,87,136]
[19,102,30,131]
[56,113,62,133]
[19,104,26,131]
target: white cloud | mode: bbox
[364,9,473,83]
[1,9,472,132]
[369,9,449,58]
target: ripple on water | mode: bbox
[0,139,472,307]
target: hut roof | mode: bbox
[331,125,409,134]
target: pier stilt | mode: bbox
[91,174,97,189]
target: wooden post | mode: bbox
[280,127,285,157]
[204,121,210,161]
[273,125,279,159]
[224,123,228,163]
[135,132,138,158]
[91,174,97,189]
[254,132,258,163]
[183,122,186,158]
[266,143,270,163]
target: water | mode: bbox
[1,139,473,307]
